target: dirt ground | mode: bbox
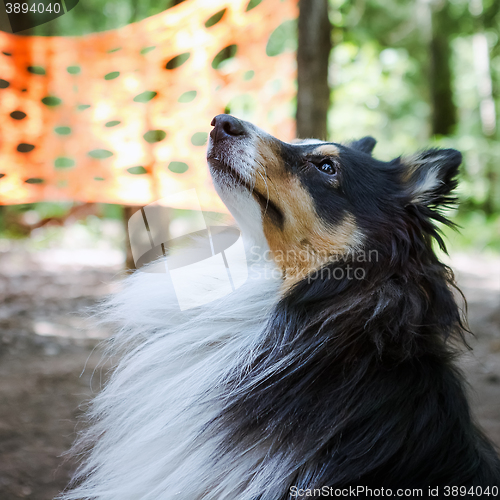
[0,246,499,500]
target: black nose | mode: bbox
[210,114,246,143]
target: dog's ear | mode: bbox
[403,148,461,207]
[350,136,377,155]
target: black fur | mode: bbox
[211,140,500,497]
[350,136,377,154]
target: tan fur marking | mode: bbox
[251,145,362,292]
[268,210,361,293]
[313,144,340,157]
[401,157,419,183]
[401,153,443,183]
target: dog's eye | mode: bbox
[317,159,337,176]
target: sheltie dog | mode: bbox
[62,115,500,499]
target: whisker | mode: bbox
[255,169,270,218]
[255,158,284,208]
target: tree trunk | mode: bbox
[123,206,141,270]
[297,0,331,140]
[429,1,457,136]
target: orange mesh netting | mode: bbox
[0,0,297,211]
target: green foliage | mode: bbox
[5,0,496,253]
[328,0,500,250]
[31,0,184,36]
[266,20,297,57]
[441,212,500,253]
[0,202,72,239]
[99,204,124,220]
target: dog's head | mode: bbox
[207,114,461,287]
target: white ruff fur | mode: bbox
[60,124,306,499]
[60,195,294,499]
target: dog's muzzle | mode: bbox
[210,114,247,144]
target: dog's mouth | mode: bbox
[207,155,249,188]
[208,155,285,228]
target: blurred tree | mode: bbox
[297,0,331,139]
[329,0,500,227]
[429,0,457,136]
[1,0,498,250]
